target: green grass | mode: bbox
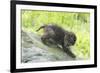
[21,10,90,59]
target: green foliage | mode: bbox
[21,10,90,59]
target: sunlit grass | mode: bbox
[21,10,90,59]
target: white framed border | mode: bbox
[16,4,95,69]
